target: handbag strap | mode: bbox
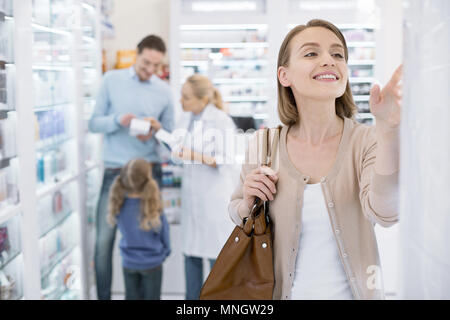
[248,125,282,219]
[260,126,281,167]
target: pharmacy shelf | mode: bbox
[41,244,78,282]
[0,250,21,270]
[84,161,101,172]
[348,60,376,66]
[287,23,375,30]
[0,203,21,225]
[353,95,371,102]
[181,59,268,66]
[9,0,103,300]
[223,96,268,102]
[32,65,73,71]
[180,24,267,30]
[34,102,73,112]
[349,77,375,83]
[347,41,375,48]
[31,22,72,36]
[180,42,269,48]
[0,155,18,169]
[356,113,375,120]
[212,78,268,84]
[36,173,79,200]
[39,210,74,239]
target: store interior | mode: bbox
[0,0,449,300]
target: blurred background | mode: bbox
[0,0,448,300]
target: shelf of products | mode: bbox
[31,0,83,300]
[161,164,182,225]
[0,1,19,225]
[344,27,376,125]
[0,0,103,300]
[0,214,23,300]
[0,1,23,301]
[179,24,270,124]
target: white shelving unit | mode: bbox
[0,0,102,300]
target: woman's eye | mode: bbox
[305,52,317,57]
[333,53,344,58]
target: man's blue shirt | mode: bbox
[88,66,174,168]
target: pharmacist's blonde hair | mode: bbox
[107,159,162,232]
[277,19,357,126]
[186,74,224,110]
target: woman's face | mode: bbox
[279,27,348,101]
[180,82,204,112]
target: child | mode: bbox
[107,158,170,300]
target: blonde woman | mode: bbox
[174,74,237,300]
[108,158,170,300]
[229,19,402,300]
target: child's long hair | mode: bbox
[107,159,163,231]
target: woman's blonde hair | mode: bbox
[186,74,224,110]
[107,158,163,231]
[277,19,357,126]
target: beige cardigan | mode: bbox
[229,117,399,300]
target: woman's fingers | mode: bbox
[247,188,269,202]
[254,174,277,193]
[254,166,279,183]
[245,166,279,203]
[246,180,274,201]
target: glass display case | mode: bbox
[0,0,102,300]
[32,0,78,194]
[0,0,21,301]
[39,210,80,300]
[0,214,23,300]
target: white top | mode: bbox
[290,183,354,300]
[179,104,238,258]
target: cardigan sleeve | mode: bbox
[358,130,400,228]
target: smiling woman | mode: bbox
[229,18,403,300]
[277,20,357,127]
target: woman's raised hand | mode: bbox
[369,64,403,133]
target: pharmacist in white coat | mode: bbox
[173,74,237,300]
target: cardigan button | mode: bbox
[328,202,334,208]
[235,237,239,242]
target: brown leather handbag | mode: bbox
[199,127,280,300]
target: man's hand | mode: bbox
[119,113,136,127]
[143,117,162,132]
[137,117,162,142]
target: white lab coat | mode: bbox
[178,104,238,259]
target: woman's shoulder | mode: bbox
[345,117,378,154]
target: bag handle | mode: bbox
[244,126,281,227]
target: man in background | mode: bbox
[89,34,173,300]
